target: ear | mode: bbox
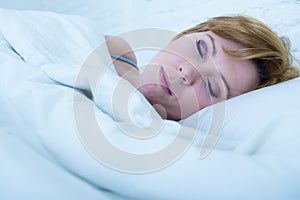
[105,35,137,64]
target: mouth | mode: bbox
[159,67,172,95]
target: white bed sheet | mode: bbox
[0,130,125,200]
[1,1,300,199]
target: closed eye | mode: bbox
[196,40,203,58]
[196,39,208,59]
[206,78,219,98]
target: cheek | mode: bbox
[141,64,158,82]
[150,48,185,68]
[149,50,169,64]
[175,86,210,117]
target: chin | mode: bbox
[167,114,181,121]
[139,84,157,99]
[168,108,196,120]
[165,106,182,121]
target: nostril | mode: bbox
[182,77,186,82]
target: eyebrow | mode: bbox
[206,33,216,56]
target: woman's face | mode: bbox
[138,31,259,120]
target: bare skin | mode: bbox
[105,35,139,86]
[105,33,259,120]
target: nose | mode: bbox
[178,63,199,85]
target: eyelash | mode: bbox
[197,40,218,98]
[206,78,219,98]
[196,40,204,58]
[196,39,223,99]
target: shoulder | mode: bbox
[105,35,137,64]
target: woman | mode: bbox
[106,15,300,120]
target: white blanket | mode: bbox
[1,9,300,200]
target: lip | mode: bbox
[159,67,172,95]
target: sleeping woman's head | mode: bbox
[109,15,300,120]
[137,15,300,120]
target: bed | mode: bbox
[0,1,300,200]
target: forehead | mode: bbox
[210,33,259,96]
[220,58,258,97]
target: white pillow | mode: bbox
[181,76,300,149]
